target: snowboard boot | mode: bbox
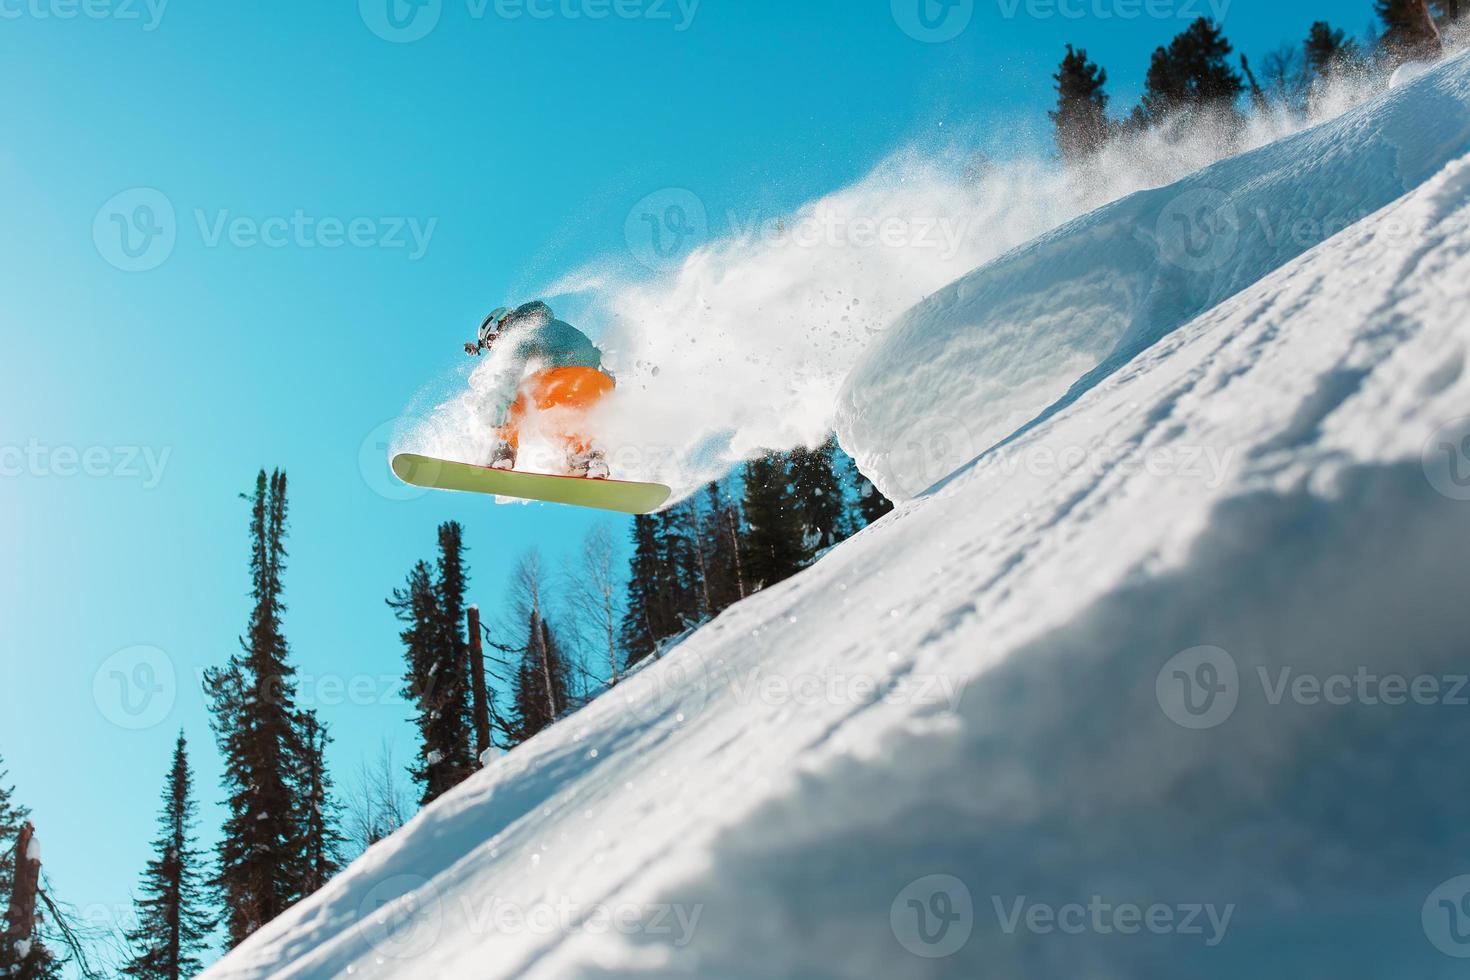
[489,440,517,471]
[567,447,610,480]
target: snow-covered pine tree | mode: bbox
[0,754,26,925]
[203,469,307,946]
[121,733,216,980]
[293,713,345,895]
[1050,44,1111,165]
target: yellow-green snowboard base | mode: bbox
[391,453,671,515]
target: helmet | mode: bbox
[479,306,513,346]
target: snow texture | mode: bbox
[838,51,1470,502]
[218,53,1470,980]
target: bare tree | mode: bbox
[509,549,562,719]
[562,525,625,688]
[344,741,413,855]
[1258,43,1312,113]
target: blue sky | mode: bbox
[0,0,1362,965]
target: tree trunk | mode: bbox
[467,605,492,760]
[2,822,41,976]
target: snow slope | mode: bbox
[838,51,1470,502]
[208,57,1470,979]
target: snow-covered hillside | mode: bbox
[207,56,1470,979]
[838,51,1470,502]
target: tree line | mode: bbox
[1050,1,1462,164]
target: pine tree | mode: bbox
[294,714,345,895]
[788,438,848,561]
[0,755,27,924]
[740,453,806,591]
[702,480,748,612]
[509,612,572,743]
[389,522,477,807]
[1432,0,1461,23]
[121,734,216,980]
[1377,0,1443,62]
[1138,18,1245,125]
[427,522,476,796]
[203,469,306,946]
[620,515,667,667]
[1305,21,1362,79]
[1050,45,1110,164]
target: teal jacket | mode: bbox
[480,301,608,424]
[497,301,605,374]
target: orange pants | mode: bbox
[498,366,615,455]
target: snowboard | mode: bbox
[391,453,671,515]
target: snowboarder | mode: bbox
[466,301,614,479]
